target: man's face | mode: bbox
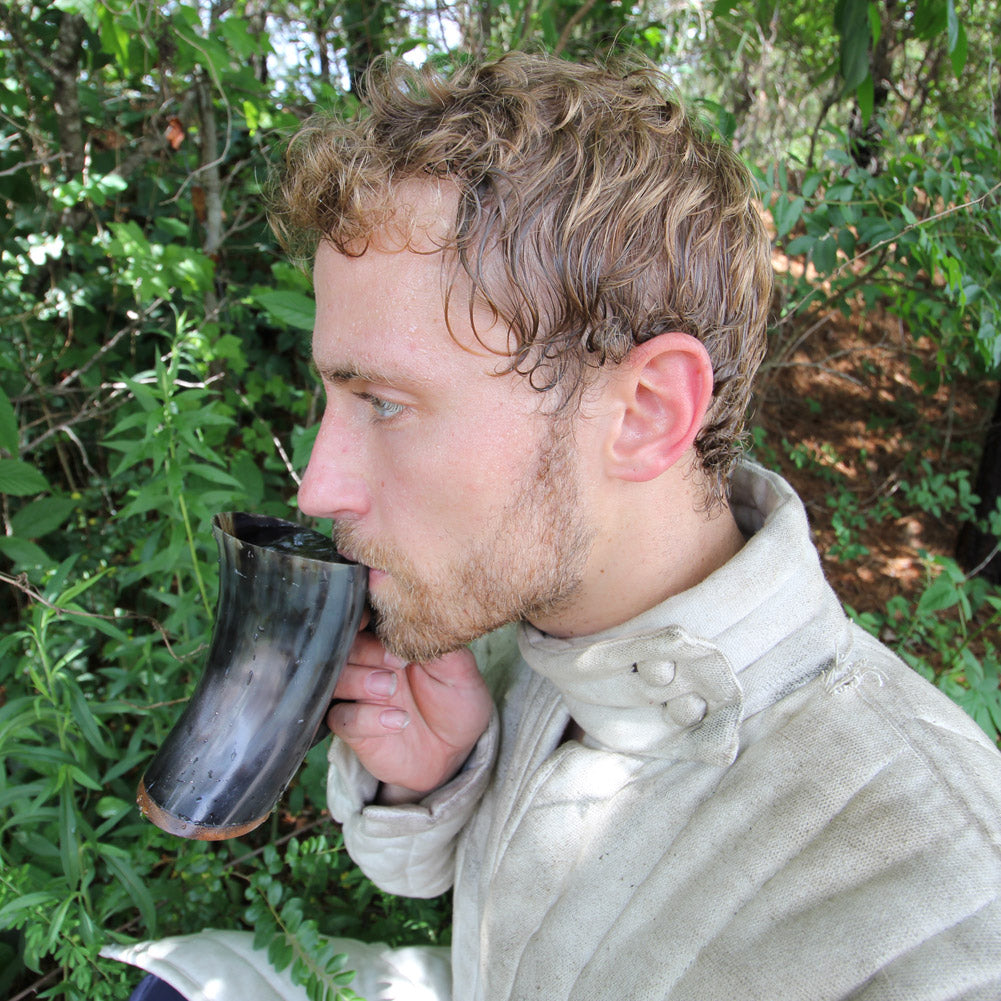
[298,230,594,663]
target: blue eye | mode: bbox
[362,393,405,419]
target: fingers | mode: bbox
[347,629,403,669]
[334,663,400,702]
[328,699,410,739]
[332,630,409,700]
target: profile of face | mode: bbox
[297,202,594,663]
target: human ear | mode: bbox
[605,332,714,483]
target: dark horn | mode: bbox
[137,512,366,840]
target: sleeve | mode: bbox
[324,625,519,898]
[325,706,500,898]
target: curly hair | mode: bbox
[271,52,772,503]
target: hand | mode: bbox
[327,627,493,804]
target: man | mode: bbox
[108,52,1001,1000]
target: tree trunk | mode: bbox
[956,385,1001,583]
[342,0,393,95]
[195,71,223,316]
[51,12,87,180]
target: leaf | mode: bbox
[836,0,871,89]
[785,235,815,256]
[772,195,805,239]
[0,536,52,571]
[10,496,76,539]
[950,20,967,76]
[0,892,56,927]
[68,682,114,758]
[916,573,961,615]
[59,783,82,890]
[867,1,881,47]
[913,0,947,38]
[812,235,838,275]
[96,3,132,71]
[103,851,158,934]
[945,0,958,51]
[0,384,18,455]
[267,934,294,971]
[0,459,49,496]
[188,462,243,488]
[856,74,874,127]
[255,290,316,331]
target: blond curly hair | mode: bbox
[271,52,772,503]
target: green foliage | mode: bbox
[851,553,1001,741]
[754,430,1001,745]
[767,118,1001,384]
[240,834,450,1001]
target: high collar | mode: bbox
[517,463,852,766]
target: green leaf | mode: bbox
[96,3,132,71]
[0,892,56,926]
[812,235,838,275]
[0,536,52,571]
[856,74,874,127]
[103,851,158,934]
[10,496,77,539]
[68,683,114,757]
[867,1,881,47]
[0,384,18,455]
[0,459,49,496]
[916,573,961,615]
[188,462,243,488]
[255,290,316,331]
[913,0,947,38]
[945,0,958,51]
[267,934,294,971]
[785,235,815,256]
[773,195,805,238]
[59,784,82,889]
[950,20,967,75]
[836,0,871,90]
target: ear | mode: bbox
[605,333,714,483]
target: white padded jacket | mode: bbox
[107,463,1001,1000]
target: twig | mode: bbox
[779,180,1001,322]
[9,968,60,1001]
[237,392,301,485]
[964,543,1001,582]
[0,570,186,660]
[227,817,330,870]
[553,0,600,56]
[55,299,165,391]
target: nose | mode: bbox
[297,408,370,520]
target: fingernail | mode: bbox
[383,651,408,670]
[380,709,409,731]
[367,670,397,697]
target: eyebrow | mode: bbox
[312,361,416,389]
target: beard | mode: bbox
[332,420,593,663]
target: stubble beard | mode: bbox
[333,421,593,664]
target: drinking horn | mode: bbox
[137,512,367,840]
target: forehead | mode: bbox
[311,234,508,389]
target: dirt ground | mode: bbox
[753,297,997,618]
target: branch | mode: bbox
[777,180,1001,323]
[553,0,600,56]
[1,570,186,660]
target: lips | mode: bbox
[338,547,381,575]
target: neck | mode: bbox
[531,469,745,640]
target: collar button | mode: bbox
[665,693,708,728]
[634,658,675,687]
